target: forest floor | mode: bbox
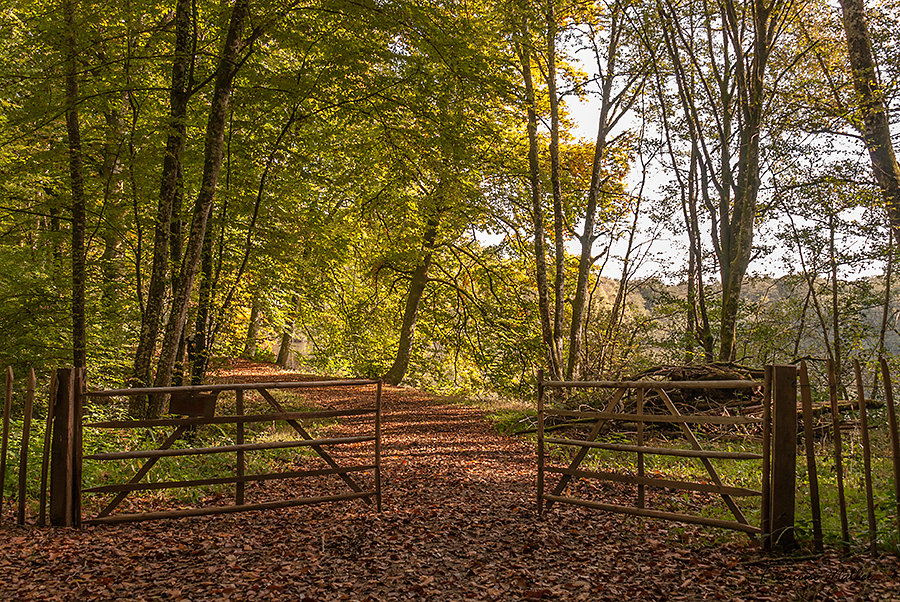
[1,361,899,601]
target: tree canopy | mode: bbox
[0,0,898,412]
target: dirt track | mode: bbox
[1,363,898,600]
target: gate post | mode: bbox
[49,368,82,527]
[769,364,797,550]
[536,369,544,516]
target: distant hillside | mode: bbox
[589,273,899,362]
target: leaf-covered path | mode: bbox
[1,364,898,600]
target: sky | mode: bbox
[562,88,889,284]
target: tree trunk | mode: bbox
[208,105,296,350]
[187,225,214,386]
[63,0,86,369]
[686,250,697,363]
[873,229,893,397]
[150,0,250,407]
[242,292,262,359]
[717,3,768,361]
[829,212,848,400]
[384,217,439,386]
[565,12,622,381]
[839,0,900,241]
[792,287,811,361]
[685,146,714,360]
[276,294,299,368]
[99,109,126,310]
[546,1,565,373]
[658,0,782,363]
[169,164,184,287]
[517,23,559,379]
[130,0,192,413]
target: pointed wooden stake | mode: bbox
[0,367,13,522]
[16,369,35,525]
[798,361,823,553]
[828,359,851,552]
[853,360,877,554]
[881,358,900,553]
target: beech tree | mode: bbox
[131,0,193,399]
[3,0,900,403]
[654,0,797,362]
[62,0,86,368]
[838,0,900,239]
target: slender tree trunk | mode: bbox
[792,286,811,360]
[600,196,641,375]
[874,229,893,397]
[784,208,837,371]
[276,329,292,368]
[384,217,439,385]
[718,17,767,361]
[130,0,192,411]
[277,294,300,368]
[172,331,187,386]
[839,0,900,240]
[518,26,559,379]
[565,140,605,380]
[169,165,184,287]
[151,0,250,405]
[686,251,698,363]
[686,148,714,360]
[658,0,780,363]
[209,106,298,351]
[659,64,714,362]
[187,226,214,387]
[243,292,262,359]
[829,212,848,400]
[565,21,619,381]
[546,1,566,371]
[63,0,86,369]
[99,109,125,309]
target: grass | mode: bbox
[488,399,900,553]
[795,409,900,553]
[438,389,537,435]
[1,388,345,514]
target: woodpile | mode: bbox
[524,363,883,440]
[625,363,763,415]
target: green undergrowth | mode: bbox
[492,402,900,554]
[1,389,340,513]
[486,409,537,436]
[441,391,535,435]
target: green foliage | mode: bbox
[2,391,338,510]
[0,0,896,406]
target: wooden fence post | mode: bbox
[73,368,83,528]
[235,389,244,506]
[375,380,382,513]
[769,364,797,551]
[828,358,851,551]
[761,366,772,549]
[0,367,12,523]
[49,368,81,527]
[16,369,35,525]
[537,369,545,516]
[854,359,877,554]
[881,358,900,548]
[38,372,57,526]
[798,361,823,552]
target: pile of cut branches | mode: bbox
[622,363,763,416]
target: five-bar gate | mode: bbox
[48,369,382,526]
[536,366,798,545]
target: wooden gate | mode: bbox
[536,366,797,544]
[48,369,382,526]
